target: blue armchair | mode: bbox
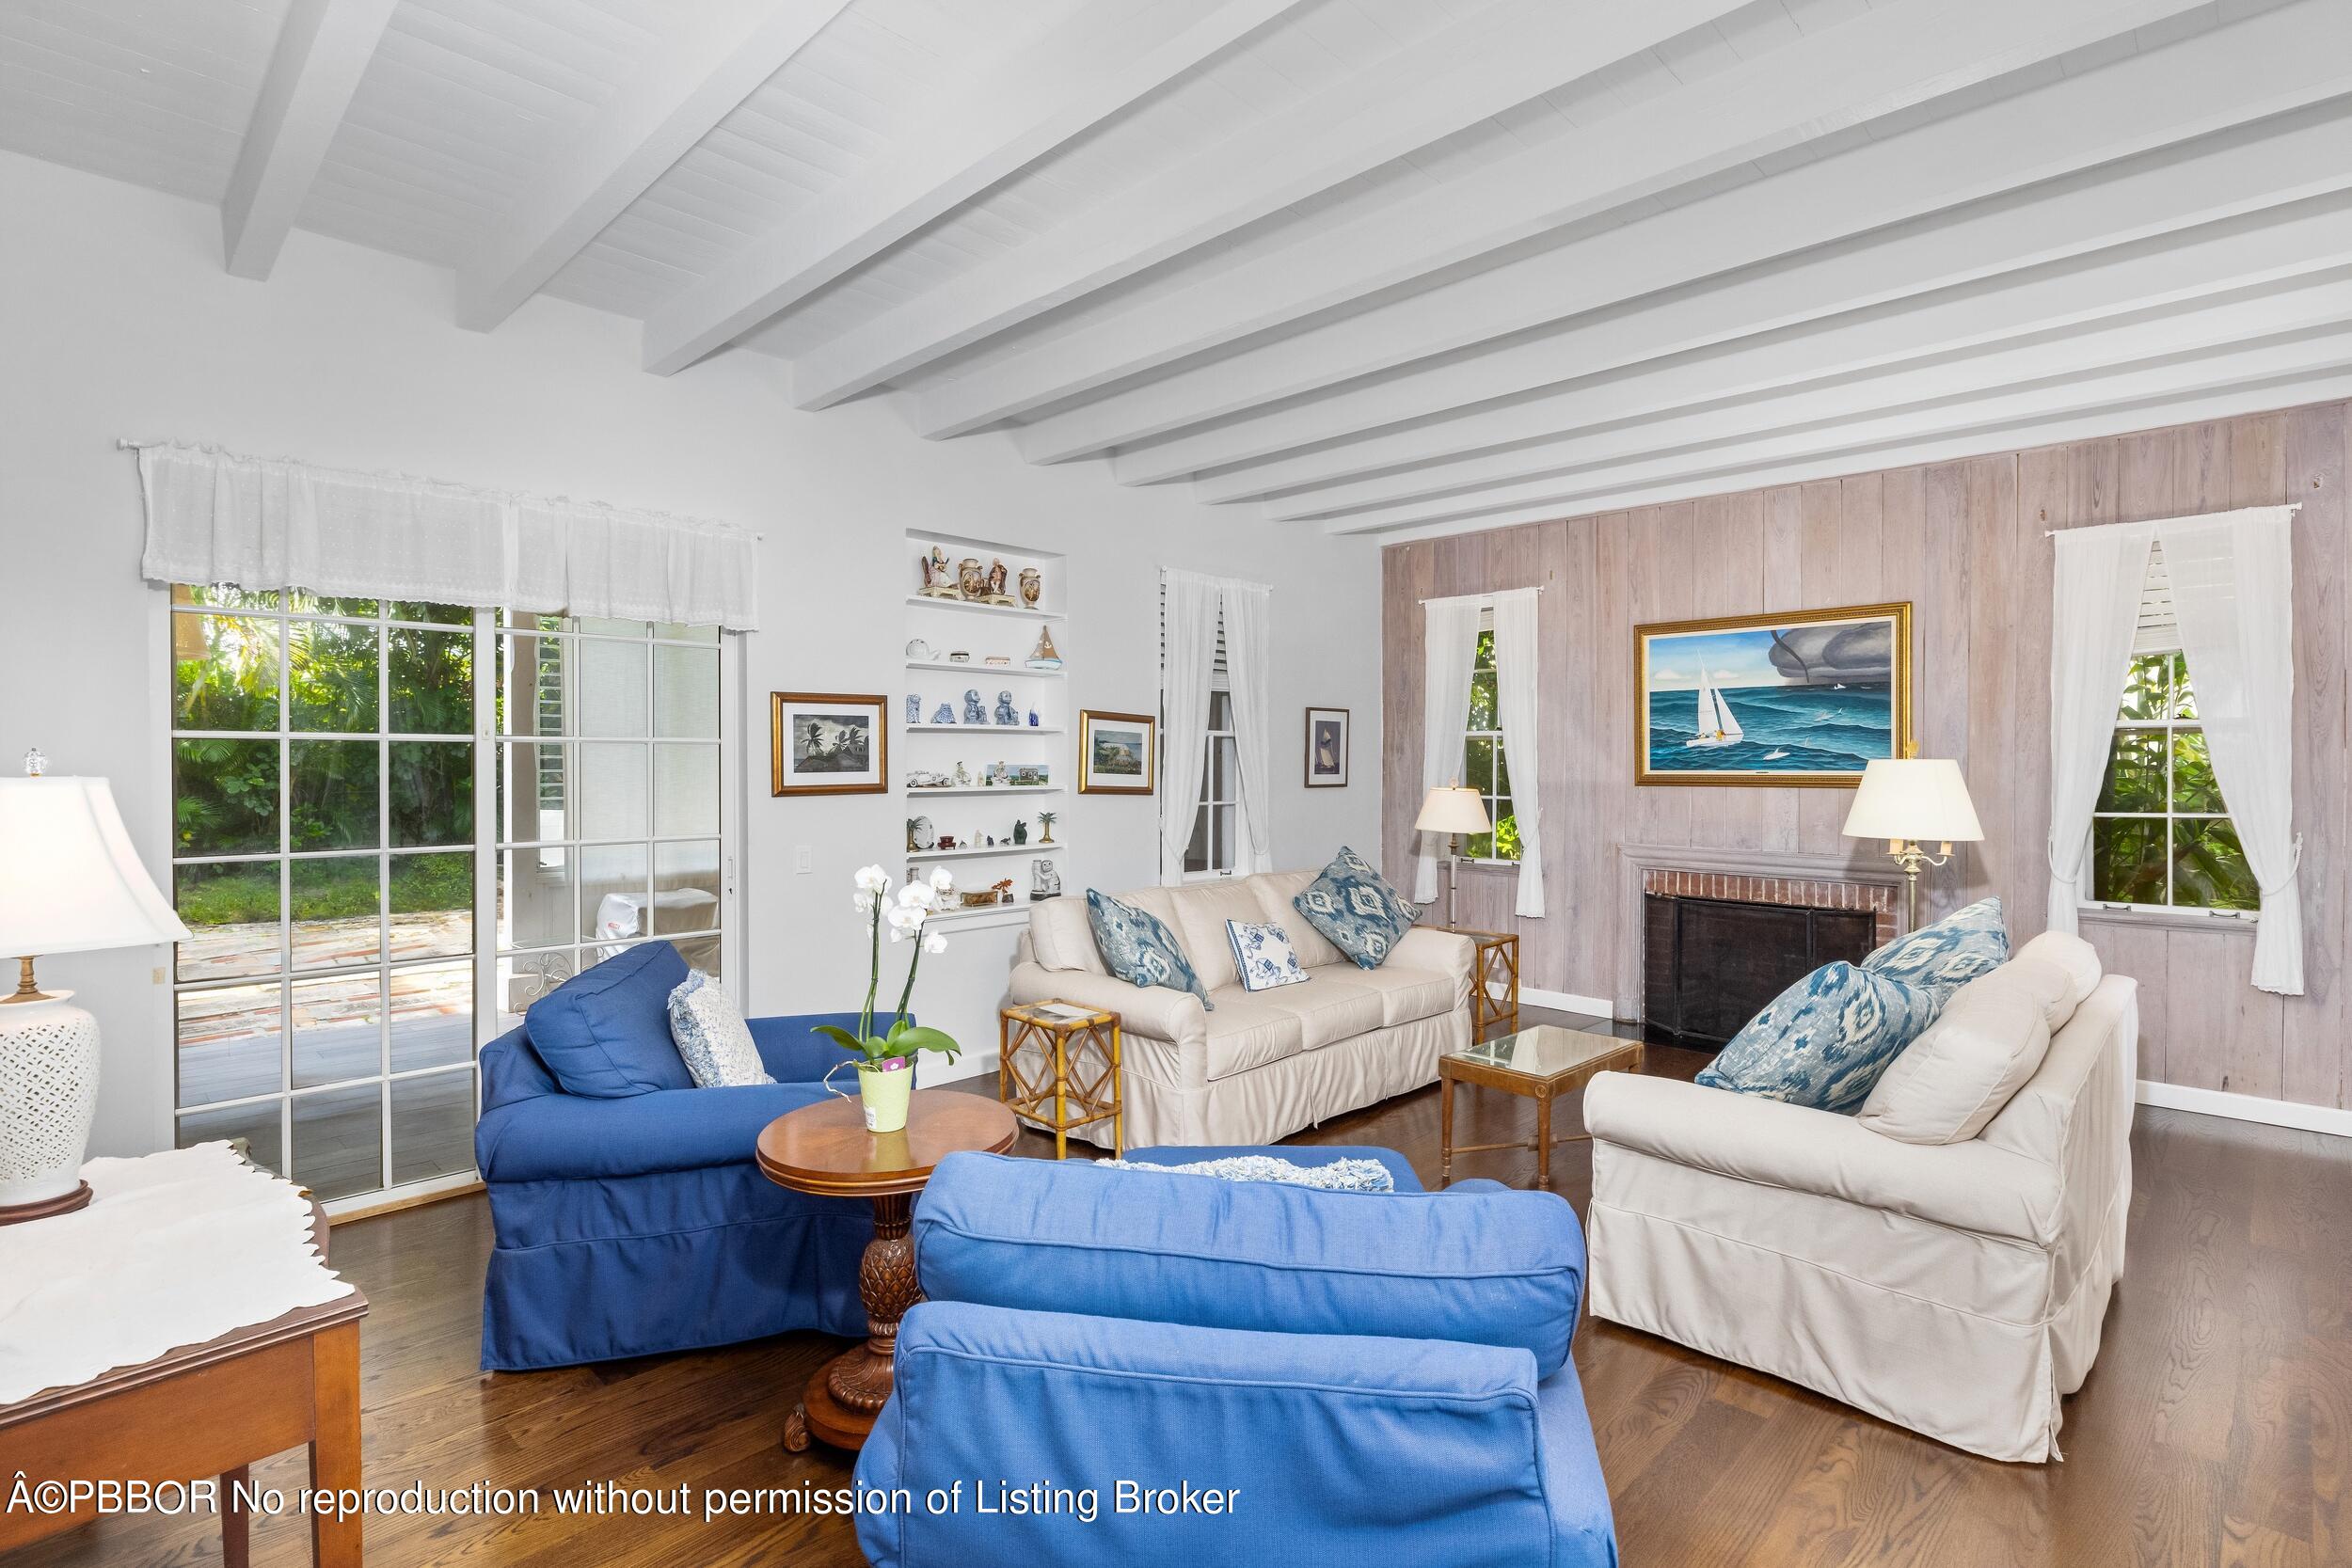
[473,942,874,1370]
[855,1145,1616,1568]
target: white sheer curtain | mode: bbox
[1219,579,1276,873]
[1158,569,1221,886]
[2159,507,2303,993]
[1414,596,1485,904]
[135,441,760,628]
[2046,525,2155,936]
[1491,587,1546,918]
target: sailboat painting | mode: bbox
[1635,603,1913,786]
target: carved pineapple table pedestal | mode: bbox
[756,1089,1017,1453]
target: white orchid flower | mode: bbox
[853,863,891,895]
[922,931,948,956]
[898,881,936,911]
[929,866,955,894]
[852,890,875,915]
[885,902,928,936]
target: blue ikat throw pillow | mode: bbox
[1225,920,1309,992]
[1862,896,2010,995]
[1292,846,1420,969]
[1086,890,1214,1010]
[1696,960,1945,1113]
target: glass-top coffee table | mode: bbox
[1438,1024,1645,1188]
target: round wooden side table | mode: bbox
[755,1088,1017,1453]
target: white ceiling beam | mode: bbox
[1313,325,2352,536]
[220,0,397,280]
[454,0,853,333]
[1265,269,2352,522]
[1210,191,2352,510]
[1365,364,2352,545]
[1034,0,2352,470]
[785,0,1751,408]
[914,0,2220,439]
[639,0,1315,376]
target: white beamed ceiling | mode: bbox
[8,0,2350,540]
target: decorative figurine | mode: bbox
[957,557,986,600]
[1026,626,1062,670]
[1013,818,1028,846]
[1030,859,1062,900]
[1019,566,1042,608]
[905,637,935,659]
[982,558,1016,606]
[930,702,955,725]
[919,546,961,599]
[936,833,956,850]
[989,878,1015,905]
[961,689,985,724]
[993,690,1019,726]
[1037,811,1057,845]
[904,693,923,724]
[954,762,971,785]
[1026,706,1040,727]
[907,816,936,852]
[947,650,971,663]
[984,655,1011,667]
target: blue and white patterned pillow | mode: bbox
[1225,920,1309,992]
[1086,890,1215,1010]
[667,970,773,1089]
[1862,896,2010,995]
[1292,846,1420,969]
[1696,960,1944,1113]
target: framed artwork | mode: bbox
[1077,709,1155,795]
[1304,706,1350,787]
[1634,603,1913,787]
[771,692,888,796]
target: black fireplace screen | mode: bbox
[1643,894,1876,1049]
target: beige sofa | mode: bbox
[1009,871,1476,1148]
[1582,932,2137,1463]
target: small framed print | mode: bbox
[1077,709,1156,795]
[771,692,888,796]
[1304,706,1350,787]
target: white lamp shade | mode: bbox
[0,777,190,957]
[1415,785,1491,835]
[1841,758,1985,845]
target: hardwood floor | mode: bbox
[13,1010,2351,1567]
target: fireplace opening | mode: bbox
[1643,893,1877,1049]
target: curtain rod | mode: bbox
[2042,501,2300,538]
[1420,587,1545,603]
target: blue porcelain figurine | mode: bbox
[993,690,1019,726]
[961,689,985,725]
[930,702,955,725]
[905,693,923,724]
[1027,706,1040,727]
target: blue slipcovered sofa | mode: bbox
[855,1145,1616,1568]
[473,942,873,1370]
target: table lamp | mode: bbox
[1841,752,1983,935]
[1415,784,1491,931]
[0,751,190,1223]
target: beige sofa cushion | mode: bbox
[1341,964,1459,1027]
[1027,896,1107,974]
[1199,990,1307,1081]
[1857,959,2065,1146]
[1165,879,1270,993]
[1252,971,1385,1050]
[1249,870,1346,969]
[2012,930,2102,1025]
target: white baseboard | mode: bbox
[1520,987,1614,1019]
[2137,1078,2352,1138]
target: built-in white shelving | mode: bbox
[902,594,1061,622]
[903,722,1063,735]
[907,840,1069,863]
[905,784,1062,798]
[905,658,1064,679]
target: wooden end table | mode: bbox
[1445,927,1521,1037]
[756,1089,1017,1453]
[999,1001,1123,1158]
[1438,1024,1643,1189]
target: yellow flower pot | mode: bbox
[856,1060,914,1132]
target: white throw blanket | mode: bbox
[0,1143,355,1404]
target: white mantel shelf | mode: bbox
[907,841,1069,862]
[903,595,1064,622]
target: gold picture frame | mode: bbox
[771,691,889,796]
[1077,709,1156,795]
[1633,602,1913,787]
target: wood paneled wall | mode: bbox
[1381,399,2350,1108]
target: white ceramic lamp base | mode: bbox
[0,991,100,1223]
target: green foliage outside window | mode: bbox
[2090,652,2255,911]
[1462,628,1519,862]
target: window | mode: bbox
[1464,625,1519,862]
[167,589,729,1208]
[1184,689,1239,879]
[2087,545,2255,915]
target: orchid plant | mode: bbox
[813,864,963,1071]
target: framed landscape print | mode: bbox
[1304,706,1350,787]
[1077,709,1155,795]
[771,691,888,796]
[1634,603,1912,787]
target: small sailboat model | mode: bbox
[1684,672,1743,750]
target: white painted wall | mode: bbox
[0,152,1385,1160]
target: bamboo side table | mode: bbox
[1448,928,1521,1037]
[999,1001,1124,1158]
